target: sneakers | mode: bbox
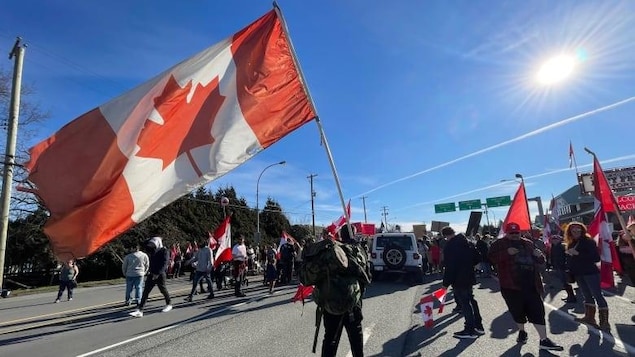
[540,338,564,351]
[474,326,485,335]
[125,300,132,306]
[206,294,215,300]
[129,310,143,318]
[54,299,60,303]
[162,304,173,312]
[68,298,73,301]
[517,330,528,344]
[184,296,192,302]
[453,329,478,339]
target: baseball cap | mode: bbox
[505,222,520,233]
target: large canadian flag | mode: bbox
[587,155,622,288]
[21,10,316,260]
[213,215,232,269]
[498,181,531,238]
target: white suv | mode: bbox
[369,232,424,284]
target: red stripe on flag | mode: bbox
[231,10,315,149]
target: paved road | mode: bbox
[0,273,634,356]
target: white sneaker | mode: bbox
[162,305,173,313]
[129,310,143,318]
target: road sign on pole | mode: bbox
[434,202,456,213]
[458,199,482,211]
[486,195,512,207]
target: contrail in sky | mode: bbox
[356,95,635,197]
[393,154,635,213]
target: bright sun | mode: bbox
[536,55,576,85]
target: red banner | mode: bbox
[618,195,635,211]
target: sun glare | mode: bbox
[536,55,576,85]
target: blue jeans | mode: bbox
[453,287,482,331]
[190,271,213,297]
[575,273,607,308]
[125,276,144,303]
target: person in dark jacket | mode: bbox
[549,235,576,303]
[321,224,366,357]
[488,222,563,351]
[129,237,173,317]
[441,226,484,339]
[564,222,608,330]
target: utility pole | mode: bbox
[0,37,25,292]
[308,174,317,237]
[381,206,389,228]
[360,196,368,223]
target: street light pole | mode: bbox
[256,161,286,245]
[307,173,317,238]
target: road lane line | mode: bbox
[491,276,635,354]
[75,292,269,357]
[0,287,191,328]
[345,322,374,357]
[542,301,635,355]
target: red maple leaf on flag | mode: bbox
[137,74,225,175]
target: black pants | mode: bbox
[453,286,482,331]
[500,288,545,325]
[138,273,171,310]
[322,306,364,357]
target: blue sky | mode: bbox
[2,1,635,234]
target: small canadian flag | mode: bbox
[420,295,435,328]
[432,287,447,313]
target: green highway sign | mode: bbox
[434,202,456,213]
[486,195,512,207]
[459,199,482,211]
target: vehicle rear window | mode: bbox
[375,236,413,250]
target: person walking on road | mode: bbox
[232,235,248,297]
[441,226,484,339]
[55,259,79,303]
[129,237,172,317]
[122,243,149,306]
[488,222,563,351]
[184,240,215,302]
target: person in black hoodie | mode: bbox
[441,226,484,339]
[129,237,173,317]
[549,235,576,303]
[564,222,608,330]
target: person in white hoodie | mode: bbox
[122,243,149,306]
[130,237,172,318]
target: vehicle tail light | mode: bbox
[371,252,377,259]
[413,253,421,260]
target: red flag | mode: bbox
[432,287,447,313]
[499,181,531,237]
[332,199,351,229]
[213,216,232,269]
[588,156,622,288]
[20,10,316,260]
[291,284,314,303]
[276,231,294,260]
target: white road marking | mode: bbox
[542,300,635,355]
[345,322,375,357]
[490,276,635,354]
[75,292,269,357]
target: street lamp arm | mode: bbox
[256,160,286,243]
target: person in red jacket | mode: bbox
[488,222,563,351]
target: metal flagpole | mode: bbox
[273,2,354,240]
